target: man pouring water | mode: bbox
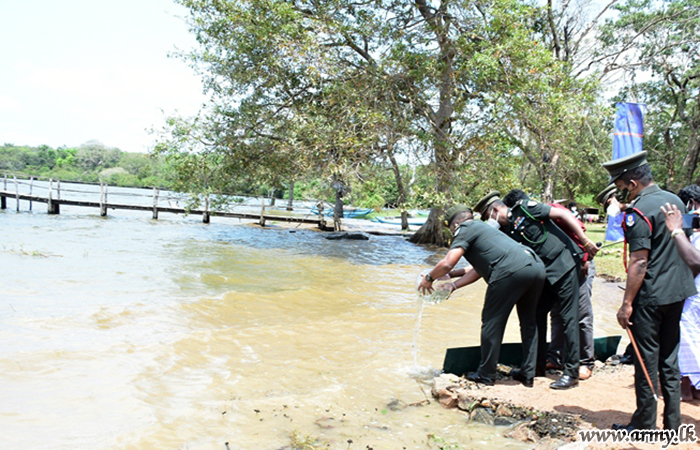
[418,205,546,387]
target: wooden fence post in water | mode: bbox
[287,181,294,211]
[1,173,6,209]
[203,194,210,223]
[29,177,33,211]
[152,188,159,220]
[100,183,108,217]
[47,178,60,214]
[13,175,19,212]
[259,197,266,227]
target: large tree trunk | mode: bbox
[409,208,450,246]
[408,1,456,246]
[541,151,560,203]
[679,132,700,187]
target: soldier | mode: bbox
[418,205,546,387]
[507,190,597,381]
[474,190,597,389]
[602,151,696,431]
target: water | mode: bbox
[0,194,625,449]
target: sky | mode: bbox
[0,0,208,153]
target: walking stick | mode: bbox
[627,327,659,401]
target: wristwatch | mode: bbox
[425,273,434,282]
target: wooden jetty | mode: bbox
[0,175,326,228]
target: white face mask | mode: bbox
[486,211,500,230]
[606,202,620,217]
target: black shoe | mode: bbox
[465,371,494,386]
[612,423,634,432]
[550,374,578,390]
[511,369,534,388]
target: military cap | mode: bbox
[602,151,648,183]
[444,204,471,226]
[595,184,617,206]
[473,191,501,216]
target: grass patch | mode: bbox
[585,223,627,281]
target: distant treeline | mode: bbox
[0,141,425,209]
[0,141,172,189]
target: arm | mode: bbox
[618,249,648,329]
[418,247,464,294]
[548,206,598,257]
[451,266,482,289]
[661,203,700,277]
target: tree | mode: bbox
[76,140,122,172]
[596,0,700,189]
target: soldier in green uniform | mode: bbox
[603,151,696,431]
[418,205,546,387]
[474,191,598,389]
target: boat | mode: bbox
[373,216,427,226]
[310,207,373,219]
[442,335,622,376]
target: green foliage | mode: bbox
[0,142,172,188]
[598,0,700,189]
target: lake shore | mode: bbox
[433,364,700,449]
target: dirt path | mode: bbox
[458,364,700,448]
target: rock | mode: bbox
[438,393,458,409]
[387,398,407,411]
[432,374,462,396]
[497,364,512,375]
[593,360,605,369]
[432,374,462,409]
[494,416,518,427]
[480,399,492,408]
[324,232,369,240]
[470,407,495,425]
[495,404,513,417]
[457,391,478,412]
[504,422,538,443]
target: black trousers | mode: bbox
[548,260,596,369]
[630,301,684,430]
[478,261,545,379]
[536,266,580,378]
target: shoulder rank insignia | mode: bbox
[626,213,635,227]
[527,200,537,207]
[514,216,525,229]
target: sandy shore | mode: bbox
[438,364,700,449]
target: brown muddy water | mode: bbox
[0,195,626,449]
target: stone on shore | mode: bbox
[431,372,581,445]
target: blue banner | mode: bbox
[605,213,625,242]
[612,103,645,160]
